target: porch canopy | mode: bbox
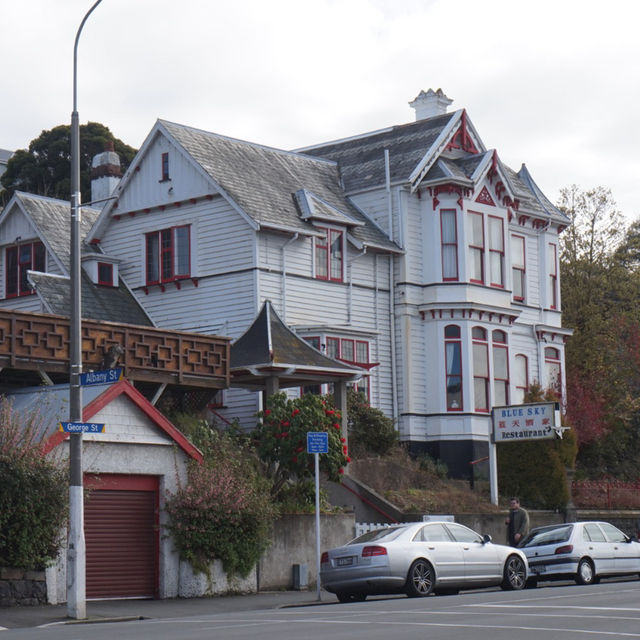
[230,300,365,437]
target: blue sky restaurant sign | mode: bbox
[491,402,559,442]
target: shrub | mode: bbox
[253,393,349,497]
[0,398,67,570]
[497,384,578,510]
[347,390,397,457]
[164,426,275,578]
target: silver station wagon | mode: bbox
[320,521,528,603]
[520,521,640,586]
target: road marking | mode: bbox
[181,616,640,637]
[468,604,640,612]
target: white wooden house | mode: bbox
[0,89,571,477]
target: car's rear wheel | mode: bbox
[336,591,367,603]
[405,559,434,597]
[576,558,596,585]
[501,554,526,590]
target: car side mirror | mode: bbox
[483,534,492,544]
[627,536,638,543]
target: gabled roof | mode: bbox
[5,378,202,462]
[1,191,100,273]
[231,300,364,389]
[91,120,400,254]
[28,271,152,326]
[300,111,477,193]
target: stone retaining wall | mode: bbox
[0,568,47,607]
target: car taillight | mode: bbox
[555,544,573,555]
[321,552,329,564]
[362,545,387,557]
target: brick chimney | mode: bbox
[90,141,122,203]
[409,88,453,121]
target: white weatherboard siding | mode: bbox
[117,133,214,213]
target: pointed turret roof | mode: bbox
[231,300,364,389]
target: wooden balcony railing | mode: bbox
[0,308,230,389]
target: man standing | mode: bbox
[506,497,529,546]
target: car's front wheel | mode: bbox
[405,559,435,597]
[576,558,596,585]
[501,554,526,590]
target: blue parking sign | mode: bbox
[307,431,329,454]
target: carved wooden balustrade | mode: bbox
[0,308,230,389]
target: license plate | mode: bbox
[337,556,354,567]
[531,566,546,574]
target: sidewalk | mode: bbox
[0,590,327,630]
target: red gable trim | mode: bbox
[44,379,203,463]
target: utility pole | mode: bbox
[67,0,103,620]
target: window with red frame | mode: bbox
[545,347,562,395]
[472,326,489,412]
[145,225,190,285]
[488,216,504,287]
[315,227,343,282]
[548,243,558,309]
[492,330,509,406]
[440,209,458,281]
[161,152,170,181]
[514,354,528,404]
[97,262,114,286]
[445,325,462,411]
[468,211,484,283]
[511,235,526,301]
[6,241,45,298]
[302,336,322,395]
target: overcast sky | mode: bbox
[2,0,639,220]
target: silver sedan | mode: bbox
[320,521,528,602]
[520,521,640,586]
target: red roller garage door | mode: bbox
[84,474,159,599]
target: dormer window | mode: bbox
[5,241,45,297]
[160,152,170,182]
[98,262,114,286]
[315,227,343,282]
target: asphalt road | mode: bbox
[3,579,640,640]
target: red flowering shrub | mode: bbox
[254,393,349,497]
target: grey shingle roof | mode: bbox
[14,192,100,272]
[300,113,456,192]
[28,271,152,326]
[232,300,357,371]
[160,121,399,253]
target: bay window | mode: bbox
[472,327,489,412]
[488,216,504,287]
[492,330,509,406]
[548,243,558,309]
[514,354,528,404]
[445,325,463,411]
[511,235,526,301]
[468,212,484,283]
[545,347,562,395]
[440,209,458,281]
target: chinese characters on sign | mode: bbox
[492,403,558,442]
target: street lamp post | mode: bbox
[68,0,103,620]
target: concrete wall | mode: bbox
[258,513,356,591]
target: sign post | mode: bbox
[489,402,562,505]
[307,431,329,601]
